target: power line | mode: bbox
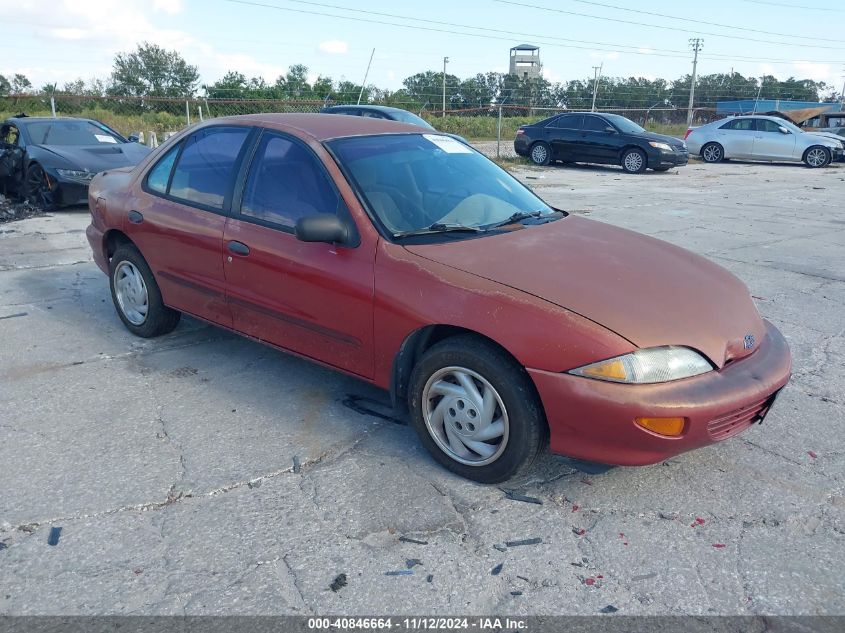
[571,0,842,43]
[221,0,845,63]
[494,0,845,50]
[739,0,844,11]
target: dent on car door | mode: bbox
[222,131,375,377]
[131,125,253,327]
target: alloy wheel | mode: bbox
[624,151,644,172]
[702,144,722,162]
[806,147,828,168]
[530,144,549,165]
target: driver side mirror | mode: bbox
[295,213,349,245]
[127,134,140,143]
[778,126,790,134]
[605,126,616,133]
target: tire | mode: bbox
[529,142,552,166]
[109,244,180,338]
[621,148,647,174]
[408,335,546,483]
[803,145,830,168]
[25,163,58,210]
[701,142,724,163]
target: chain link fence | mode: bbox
[0,92,754,151]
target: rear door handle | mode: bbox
[128,210,143,224]
[227,240,250,256]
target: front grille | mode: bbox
[707,393,777,441]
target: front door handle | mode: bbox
[227,240,250,256]
[128,210,143,224]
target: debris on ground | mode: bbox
[712,543,727,549]
[510,591,523,596]
[600,605,619,613]
[505,537,542,547]
[491,563,503,576]
[690,517,706,528]
[329,573,347,592]
[47,527,62,546]
[292,455,301,473]
[631,572,657,581]
[573,527,587,536]
[0,194,43,224]
[342,394,406,425]
[808,450,818,459]
[493,544,507,552]
[399,536,428,545]
[405,559,422,569]
[385,570,414,576]
[501,489,543,505]
[426,574,433,583]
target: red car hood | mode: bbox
[405,216,765,369]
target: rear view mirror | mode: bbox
[295,213,349,244]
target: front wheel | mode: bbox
[408,335,546,483]
[25,163,57,210]
[621,148,647,173]
[803,146,830,168]
[110,244,180,338]
[529,142,552,166]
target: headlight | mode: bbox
[568,346,713,384]
[648,141,673,151]
[56,169,95,181]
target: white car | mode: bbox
[685,115,844,168]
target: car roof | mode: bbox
[6,116,96,123]
[323,105,409,115]
[199,112,430,141]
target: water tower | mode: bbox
[509,44,542,80]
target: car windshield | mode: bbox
[23,120,123,146]
[388,110,435,130]
[605,114,646,134]
[328,134,555,236]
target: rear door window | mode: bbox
[168,127,250,210]
[720,119,755,131]
[548,114,583,129]
[583,115,610,132]
[146,143,181,194]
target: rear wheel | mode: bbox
[408,335,546,483]
[529,142,552,166]
[110,244,180,338]
[25,163,57,210]
[701,142,724,163]
[803,145,830,168]
[621,148,647,174]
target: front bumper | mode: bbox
[648,149,689,169]
[528,320,791,466]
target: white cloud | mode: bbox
[153,0,183,13]
[318,40,349,55]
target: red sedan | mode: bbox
[86,114,791,483]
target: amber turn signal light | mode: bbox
[635,416,686,437]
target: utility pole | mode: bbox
[590,63,602,112]
[686,38,703,126]
[442,56,449,117]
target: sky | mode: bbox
[1,0,844,97]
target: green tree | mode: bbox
[11,73,32,93]
[109,42,199,97]
[0,74,10,96]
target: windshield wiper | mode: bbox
[393,222,486,238]
[491,210,549,228]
